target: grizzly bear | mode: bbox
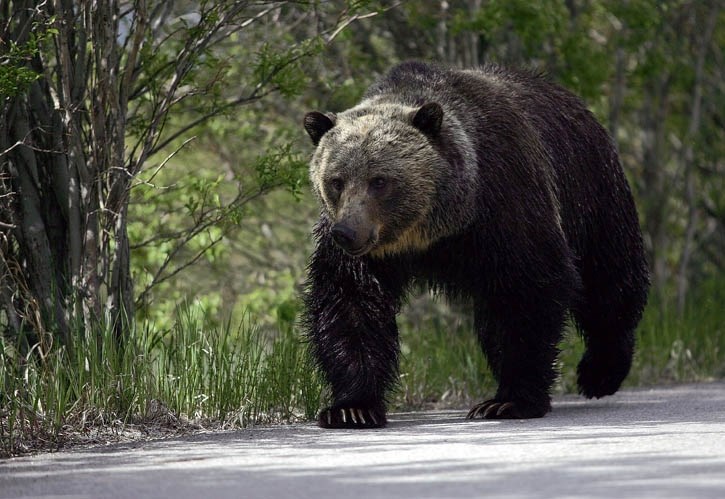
[302,61,649,428]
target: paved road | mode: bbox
[2,382,725,498]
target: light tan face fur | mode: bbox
[309,102,443,257]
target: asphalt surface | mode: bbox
[2,382,725,499]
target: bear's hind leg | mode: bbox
[574,282,646,399]
[576,328,634,399]
[574,242,649,398]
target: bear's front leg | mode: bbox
[304,232,405,429]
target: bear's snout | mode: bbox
[331,223,357,250]
[330,221,378,256]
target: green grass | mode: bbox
[397,315,494,410]
[631,278,725,385]
[2,278,724,457]
[0,307,320,457]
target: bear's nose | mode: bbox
[331,224,357,249]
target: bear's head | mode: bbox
[304,102,445,257]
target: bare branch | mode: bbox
[326,7,388,44]
[134,230,225,307]
[137,135,197,189]
[147,88,275,157]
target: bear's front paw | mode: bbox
[466,399,550,420]
[318,406,386,429]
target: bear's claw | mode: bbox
[466,399,550,419]
[318,406,386,429]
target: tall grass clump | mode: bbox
[396,302,494,410]
[632,277,725,385]
[153,307,321,427]
[0,306,321,457]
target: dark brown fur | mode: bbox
[303,61,649,428]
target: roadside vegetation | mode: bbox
[2,1,723,457]
[3,278,723,456]
[1,307,321,455]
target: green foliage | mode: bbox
[128,128,311,330]
[253,143,308,197]
[253,37,324,99]
[455,0,567,47]
[0,21,56,98]
[236,268,302,329]
[0,52,40,98]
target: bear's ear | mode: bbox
[304,111,336,146]
[411,102,443,138]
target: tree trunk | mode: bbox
[608,43,626,149]
[640,73,671,309]
[1,0,133,343]
[675,5,719,313]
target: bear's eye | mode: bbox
[329,178,344,192]
[369,177,387,190]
